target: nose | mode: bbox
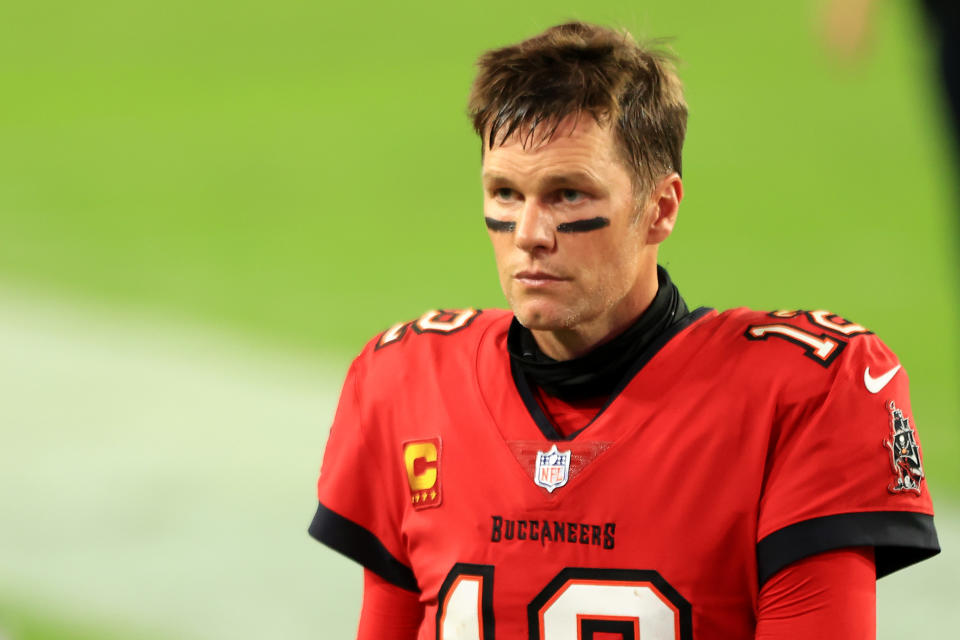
[514,201,556,253]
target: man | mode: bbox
[310,22,939,639]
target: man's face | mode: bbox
[482,116,662,340]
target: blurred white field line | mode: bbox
[0,285,956,639]
[0,285,361,640]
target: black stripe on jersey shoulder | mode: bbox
[511,307,713,441]
[756,511,940,587]
[309,502,419,592]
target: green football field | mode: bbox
[1,0,958,637]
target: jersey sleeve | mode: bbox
[755,547,876,640]
[358,569,424,640]
[308,353,419,592]
[755,331,939,585]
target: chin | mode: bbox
[511,302,582,332]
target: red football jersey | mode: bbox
[311,307,938,640]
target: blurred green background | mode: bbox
[0,0,957,638]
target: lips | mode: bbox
[514,270,568,286]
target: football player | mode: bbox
[310,22,939,639]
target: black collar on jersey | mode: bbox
[509,306,710,441]
[507,265,690,402]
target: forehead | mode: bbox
[481,116,625,182]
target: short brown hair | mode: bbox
[468,22,687,193]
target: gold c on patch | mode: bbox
[403,438,442,509]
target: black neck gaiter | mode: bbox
[507,266,689,401]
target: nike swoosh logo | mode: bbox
[864,364,901,394]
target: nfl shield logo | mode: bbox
[534,444,571,493]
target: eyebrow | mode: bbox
[481,173,512,185]
[484,217,516,232]
[540,171,603,190]
[556,217,610,233]
[480,170,603,190]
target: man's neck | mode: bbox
[530,283,658,361]
[507,265,690,403]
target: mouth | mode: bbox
[513,270,568,286]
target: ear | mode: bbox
[645,172,683,245]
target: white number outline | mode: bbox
[769,309,871,337]
[436,563,495,640]
[376,308,481,349]
[745,323,844,366]
[436,565,692,640]
[745,308,872,367]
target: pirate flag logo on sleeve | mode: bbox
[883,400,925,495]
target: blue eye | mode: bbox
[495,188,514,201]
[561,189,582,203]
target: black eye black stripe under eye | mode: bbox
[484,217,516,232]
[556,217,610,233]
